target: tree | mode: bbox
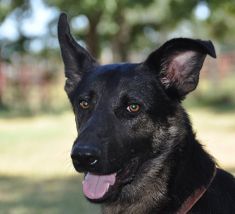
[46,0,153,60]
[1,0,235,61]
[0,0,27,107]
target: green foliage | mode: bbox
[0,0,26,21]
[0,0,235,61]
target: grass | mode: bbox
[186,108,235,171]
[0,112,101,214]
[0,108,235,213]
[0,176,99,214]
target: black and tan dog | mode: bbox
[58,13,235,214]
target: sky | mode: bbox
[0,0,58,43]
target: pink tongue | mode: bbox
[82,172,116,200]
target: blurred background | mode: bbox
[0,0,235,213]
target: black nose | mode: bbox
[71,145,101,171]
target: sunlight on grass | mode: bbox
[0,112,101,213]
[0,112,77,177]
[187,108,235,170]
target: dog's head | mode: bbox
[58,13,216,203]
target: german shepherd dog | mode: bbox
[58,13,235,214]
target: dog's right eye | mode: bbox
[127,104,141,113]
[79,100,90,110]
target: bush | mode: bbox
[184,74,235,111]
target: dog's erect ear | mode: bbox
[144,38,216,99]
[58,13,98,94]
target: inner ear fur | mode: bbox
[144,38,216,99]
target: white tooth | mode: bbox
[84,173,88,181]
[90,159,98,165]
[106,184,110,192]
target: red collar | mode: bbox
[176,167,217,214]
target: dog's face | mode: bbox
[58,13,216,203]
[66,63,175,202]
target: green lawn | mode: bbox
[0,109,234,213]
[0,112,101,214]
[0,176,99,214]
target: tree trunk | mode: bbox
[111,8,130,62]
[87,12,102,58]
[0,57,5,108]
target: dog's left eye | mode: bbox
[127,104,140,113]
[79,100,90,110]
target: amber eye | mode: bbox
[79,100,90,109]
[127,104,140,113]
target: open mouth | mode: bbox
[82,158,139,201]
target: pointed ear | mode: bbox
[144,38,216,99]
[58,13,98,94]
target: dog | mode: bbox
[58,13,235,214]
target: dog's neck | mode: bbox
[177,166,217,214]
[102,131,216,214]
[163,132,216,213]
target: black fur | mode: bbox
[58,13,235,214]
